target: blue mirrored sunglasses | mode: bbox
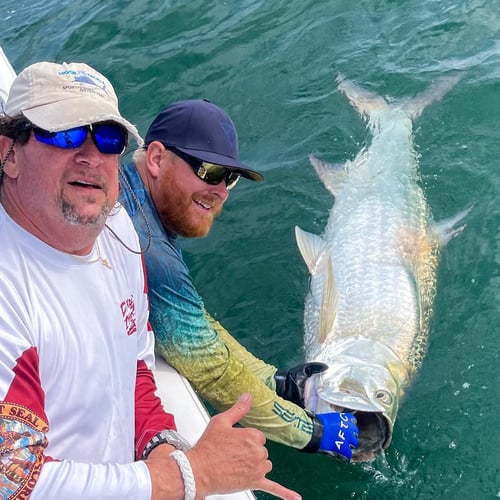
[167,147,241,191]
[32,122,128,155]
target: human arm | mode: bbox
[0,272,152,500]
[147,256,315,449]
[144,239,357,455]
[145,393,301,500]
[214,317,329,408]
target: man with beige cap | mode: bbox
[0,60,300,500]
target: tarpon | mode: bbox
[296,75,469,462]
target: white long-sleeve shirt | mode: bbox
[0,203,176,499]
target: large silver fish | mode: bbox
[296,75,469,462]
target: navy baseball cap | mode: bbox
[145,99,263,182]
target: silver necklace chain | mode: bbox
[104,166,152,255]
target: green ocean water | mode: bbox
[2,1,499,498]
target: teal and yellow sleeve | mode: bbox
[148,281,314,449]
[206,315,315,449]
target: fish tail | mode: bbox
[400,75,461,120]
[336,73,389,119]
[336,73,461,122]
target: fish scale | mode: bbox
[296,74,468,461]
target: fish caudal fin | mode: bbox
[336,73,389,120]
[400,75,461,120]
[336,73,461,122]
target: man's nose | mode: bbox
[74,136,105,166]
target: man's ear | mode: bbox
[0,137,19,179]
[145,141,165,178]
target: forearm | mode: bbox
[135,359,177,458]
[208,315,278,389]
[29,460,151,500]
[158,337,314,450]
[147,269,314,449]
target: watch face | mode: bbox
[160,430,191,451]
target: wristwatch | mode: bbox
[141,430,191,459]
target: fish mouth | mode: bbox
[321,394,393,462]
[315,388,397,462]
[308,346,404,461]
[305,336,408,461]
[335,406,392,462]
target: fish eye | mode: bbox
[375,390,393,405]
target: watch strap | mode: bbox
[141,430,190,459]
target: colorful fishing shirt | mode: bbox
[119,162,315,450]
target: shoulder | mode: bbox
[118,162,146,216]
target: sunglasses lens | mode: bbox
[199,164,228,185]
[33,127,87,148]
[169,148,241,190]
[33,123,128,154]
[199,163,241,190]
[92,123,128,154]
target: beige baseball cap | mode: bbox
[5,61,143,146]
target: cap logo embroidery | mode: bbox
[57,69,110,98]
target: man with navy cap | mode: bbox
[119,99,359,459]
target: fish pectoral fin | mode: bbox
[309,154,348,197]
[319,256,338,344]
[436,204,473,245]
[295,226,337,343]
[295,226,327,275]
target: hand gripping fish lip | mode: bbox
[308,346,404,462]
[316,363,400,462]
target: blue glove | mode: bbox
[316,412,359,460]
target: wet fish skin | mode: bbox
[296,75,469,462]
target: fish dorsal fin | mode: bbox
[319,256,337,344]
[295,226,338,343]
[295,226,327,274]
[309,154,348,197]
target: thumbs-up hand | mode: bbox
[186,392,301,499]
[146,393,301,499]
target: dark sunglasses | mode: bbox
[168,147,241,191]
[32,122,128,155]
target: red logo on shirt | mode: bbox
[120,295,137,336]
